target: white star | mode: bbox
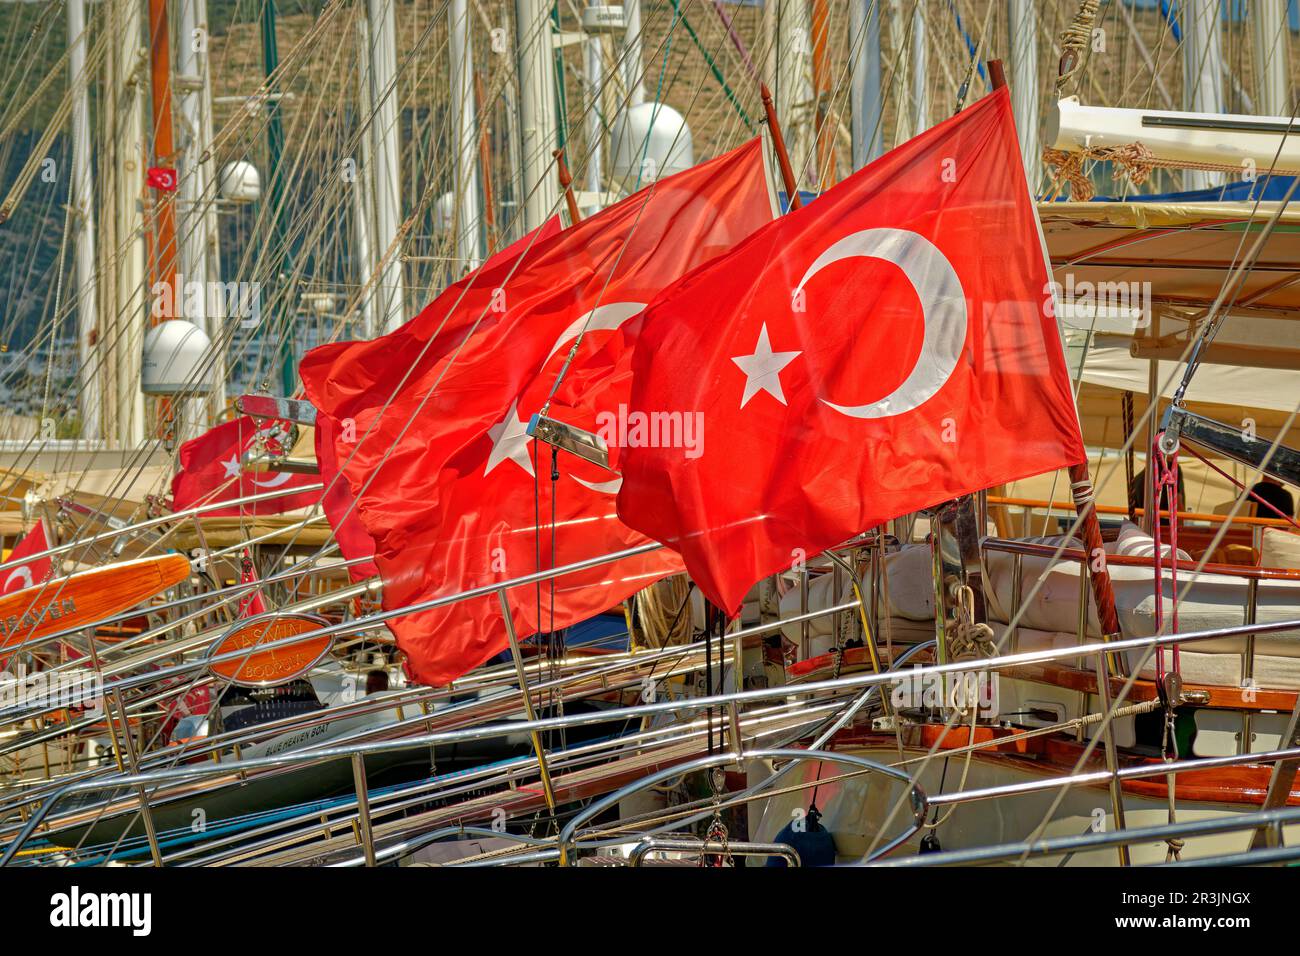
[731,323,801,408]
[222,456,242,479]
[484,400,535,477]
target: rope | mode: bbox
[677,0,754,130]
[1122,391,1136,522]
[635,576,694,648]
[1042,142,1157,201]
[1150,436,1181,677]
[1054,0,1101,98]
[1163,704,1184,863]
[949,584,995,661]
[1148,431,1185,861]
[1044,140,1300,201]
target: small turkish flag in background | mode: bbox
[616,88,1087,614]
[2,521,52,594]
[147,167,178,191]
[171,416,321,517]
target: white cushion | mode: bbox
[1262,527,1300,569]
[1111,521,1192,561]
[985,547,1300,648]
[995,625,1300,691]
[774,545,938,643]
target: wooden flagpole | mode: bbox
[760,84,802,210]
[989,57,1130,865]
[553,148,582,224]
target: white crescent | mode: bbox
[545,301,646,363]
[3,567,32,593]
[251,471,293,488]
[571,476,623,494]
[541,301,644,496]
[795,227,967,420]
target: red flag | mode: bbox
[147,167,177,191]
[315,414,379,581]
[616,89,1086,614]
[301,140,772,684]
[311,219,564,584]
[2,521,51,595]
[171,417,321,516]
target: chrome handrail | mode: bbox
[9,613,1300,864]
[555,747,928,866]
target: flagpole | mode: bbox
[553,147,582,224]
[496,591,560,822]
[760,84,802,210]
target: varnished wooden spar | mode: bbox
[0,554,191,652]
[207,613,335,687]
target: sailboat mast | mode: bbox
[910,0,928,132]
[1251,0,1291,117]
[353,12,376,338]
[147,0,178,299]
[514,0,560,230]
[147,0,185,437]
[584,1,605,199]
[888,0,913,144]
[1181,0,1225,190]
[178,0,226,426]
[449,0,483,271]
[110,0,147,449]
[176,0,226,428]
[623,0,645,106]
[1006,0,1039,180]
[366,0,406,332]
[809,0,835,186]
[67,0,101,441]
[775,0,814,180]
[848,0,883,169]
[260,0,297,395]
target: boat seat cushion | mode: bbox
[1001,626,1300,691]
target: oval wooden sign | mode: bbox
[0,553,191,651]
[207,613,334,687]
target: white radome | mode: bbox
[609,102,694,185]
[141,320,215,395]
[218,161,262,203]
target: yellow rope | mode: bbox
[1042,142,1158,200]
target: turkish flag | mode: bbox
[315,414,379,581]
[147,167,178,192]
[301,139,772,685]
[616,89,1087,614]
[2,522,52,595]
[312,219,564,584]
[171,416,321,516]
